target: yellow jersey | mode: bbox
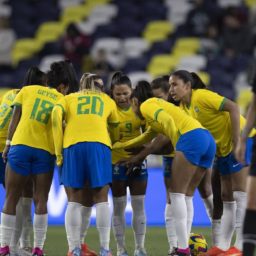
[12,85,63,154]
[52,90,119,153]
[180,89,255,157]
[0,89,20,152]
[112,106,145,164]
[140,98,204,147]
[0,88,11,103]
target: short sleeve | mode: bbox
[195,89,226,111]
[12,88,24,107]
[55,97,67,115]
[108,99,119,126]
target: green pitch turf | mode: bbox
[44,226,211,256]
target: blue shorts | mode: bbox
[176,129,216,169]
[215,137,253,176]
[61,142,112,189]
[112,160,148,181]
[8,145,55,176]
[162,156,173,178]
[0,154,5,184]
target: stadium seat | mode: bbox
[0,29,16,65]
[177,55,207,72]
[197,71,210,86]
[90,4,118,20]
[58,0,83,9]
[36,22,66,45]
[173,37,200,53]
[217,0,243,7]
[123,38,150,58]
[77,21,96,35]
[39,54,65,72]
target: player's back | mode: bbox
[12,85,63,154]
[60,90,118,149]
[0,89,20,151]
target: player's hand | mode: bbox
[124,156,143,175]
[235,138,246,164]
[56,155,63,167]
[2,145,10,163]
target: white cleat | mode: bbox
[134,248,147,256]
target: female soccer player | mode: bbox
[110,72,148,256]
[169,70,254,255]
[119,81,216,256]
[0,61,75,256]
[52,74,119,256]
[235,72,256,256]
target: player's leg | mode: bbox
[32,171,53,256]
[163,157,177,254]
[87,142,112,255]
[129,163,148,256]
[0,163,27,255]
[111,165,128,256]
[243,176,256,256]
[19,177,33,254]
[197,169,213,221]
[80,186,97,256]
[170,151,204,254]
[211,168,223,248]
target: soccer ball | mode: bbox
[189,233,208,256]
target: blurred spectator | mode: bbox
[61,23,91,71]
[200,23,220,56]
[92,48,113,81]
[185,0,221,37]
[221,7,253,55]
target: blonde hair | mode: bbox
[79,73,97,91]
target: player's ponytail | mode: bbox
[110,71,132,91]
[80,73,103,91]
[47,60,79,93]
[172,70,206,90]
[23,66,46,86]
[190,72,206,89]
[131,80,153,103]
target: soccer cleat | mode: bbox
[0,246,10,256]
[99,248,112,256]
[117,248,128,256]
[32,247,44,256]
[199,246,225,256]
[168,247,178,255]
[81,243,98,256]
[217,247,242,256]
[134,248,147,256]
[19,247,32,256]
[169,248,190,256]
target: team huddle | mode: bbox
[0,60,255,256]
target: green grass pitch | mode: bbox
[44,226,211,256]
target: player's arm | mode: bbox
[113,126,157,150]
[52,104,65,166]
[236,94,256,163]
[221,98,240,149]
[108,101,120,144]
[2,106,21,162]
[126,134,173,164]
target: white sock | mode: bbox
[212,219,221,247]
[165,203,177,250]
[112,196,127,250]
[234,191,247,250]
[131,195,146,250]
[1,213,16,247]
[203,194,213,221]
[65,202,82,252]
[185,196,194,238]
[10,199,23,253]
[169,193,188,249]
[20,197,32,248]
[96,202,111,250]
[80,206,92,245]
[33,214,48,250]
[219,201,236,250]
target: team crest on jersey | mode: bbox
[113,165,120,175]
[194,106,199,113]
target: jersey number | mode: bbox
[30,98,54,124]
[77,96,104,116]
[0,103,12,128]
